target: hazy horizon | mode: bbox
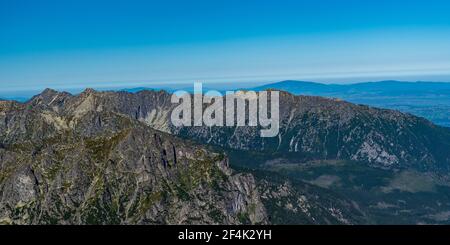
[2,0,450,93]
[3,79,450,101]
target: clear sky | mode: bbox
[1,0,450,93]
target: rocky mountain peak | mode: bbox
[41,88,58,95]
[2,88,450,224]
[80,88,97,96]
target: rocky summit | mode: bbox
[1,88,450,224]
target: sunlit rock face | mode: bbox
[42,89,447,172]
[1,88,450,224]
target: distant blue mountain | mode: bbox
[0,96,29,102]
[120,87,168,93]
[252,80,450,96]
[251,80,450,127]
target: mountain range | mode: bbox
[1,87,450,224]
[116,80,450,127]
[4,80,450,128]
[250,80,450,127]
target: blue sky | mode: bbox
[1,0,450,93]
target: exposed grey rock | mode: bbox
[0,99,267,224]
[2,88,450,224]
[19,88,448,171]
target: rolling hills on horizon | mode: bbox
[253,80,450,92]
[250,80,450,127]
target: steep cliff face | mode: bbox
[174,92,450,171]
[0,89,374,224]
[0,96,267,224]
[30,88,450,172]
[2,88,450,224]
[251,169,370,225]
